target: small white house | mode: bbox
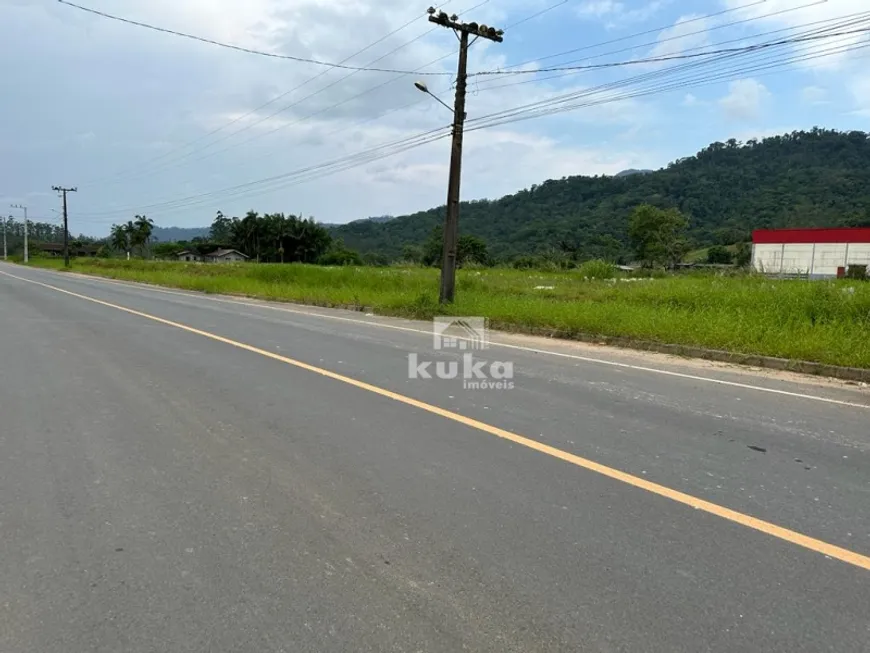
[175,248,249,263]
[752,227,870,278]
[176,250,202,262]
[206,248,249,263]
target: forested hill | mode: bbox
[152,226,210,242]
[330,129,870,261]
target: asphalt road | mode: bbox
[1,262,869,652]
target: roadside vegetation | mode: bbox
[24,257,870,369]
[12,164,870,370]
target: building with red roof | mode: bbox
[752,227,870,278]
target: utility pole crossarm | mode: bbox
[425,7,503,304]
[427,8,504,42]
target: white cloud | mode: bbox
[649,15,710,58]
[849,76,870,116]
[720,0,869,71]
[0,0,667,234]
[800,85,828,105]
[724,126,800,145]
[719,78,770,121]
[577,0,624,18]
[719,0,870,122]
[683,93,699,106]
[577,0,668,25]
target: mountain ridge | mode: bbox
[328,128,870,261]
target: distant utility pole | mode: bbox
[2,215,8,261]
[426,7,503,304]
[10,204,28,263]
[52,186,78,267]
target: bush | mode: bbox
[706,245,734,265]
[362,252,390,267]
[512,255,540,269]
[734,242,752,267]
[318,247,362,266]
[577,259,617,279]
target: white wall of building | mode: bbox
[752,242,870,277]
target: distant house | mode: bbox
[206,248,249,263]
[175,248,249,263]
[175,250,202,262]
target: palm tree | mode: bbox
[133,215,154,258]
[240,211,260,261]
[110,223,131,260]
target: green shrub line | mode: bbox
[23,258,870,369]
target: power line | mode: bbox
[469,25,870,75]
[76,5,458,188]
[56,0,453,75]
[464,23,870,132]
[76,0,577,216]
[81,0,492,188]
[495,0,772,71]
[79,36,854,222]
[73,11,865,221]
[470,8,870,92]
[461,12,870,126]
[78,125,453,219]
[74,3,859,220]
[76,35,868,225]
[75,0,778,189]
[417,1,803,110]
[501,0,568,31]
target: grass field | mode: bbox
[23,257,870,369]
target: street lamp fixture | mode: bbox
[414,80,454,114]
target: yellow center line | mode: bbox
[4,268,870,572]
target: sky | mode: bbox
[1,0,869,235]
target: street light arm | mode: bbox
[429,92,455,115]
[414,81,455,115]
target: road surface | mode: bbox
[1,262,868,652]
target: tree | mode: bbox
[734,242,752,267]
[457,234,489,266]
[318,240,362,266]
[209,210,233,244]
[238,211,261,261]
[421,226,443,266]
[110,223,132,260]
[279,216,332,263]
[133,215,154,257]
[400,244,423,264]
[326,129,870,262]
[706,245,734,264]
[362,251,390,266]
[153,242,185,259]
[628,204,691,268]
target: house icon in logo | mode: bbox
[433,317,488,351]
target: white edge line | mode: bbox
[7,265,869,410]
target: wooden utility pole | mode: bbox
[10,204,28,263]
[52,186,77,267]
[427,7,503,304]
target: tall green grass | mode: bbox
[25,258,870,368]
